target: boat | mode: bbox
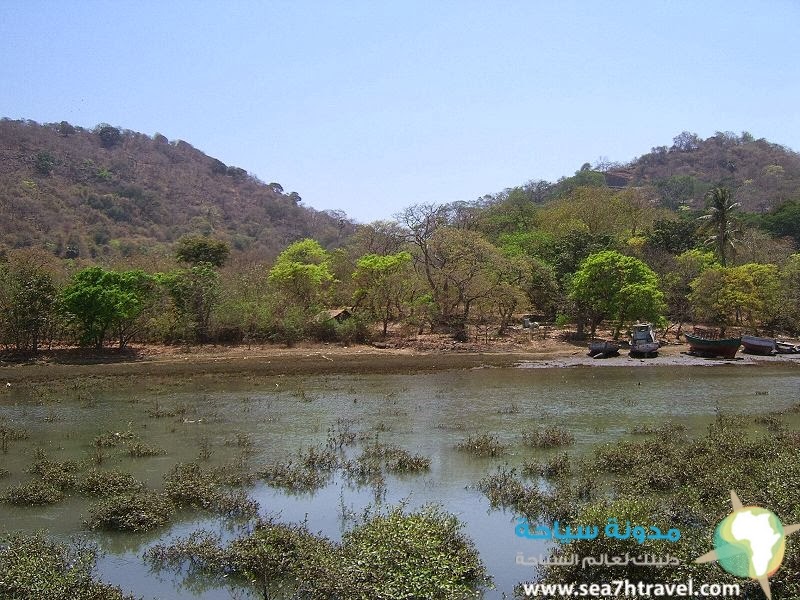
[629,323,660,357]
[588,340,619,358]
[776,341,800,354]
[741,335,776,355]
[684,330,741,359]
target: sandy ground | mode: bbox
[1,330,798,385]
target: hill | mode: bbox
[0,118,355,261]
[612,130,800,211]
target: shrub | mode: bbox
[78,469,142,497]
[0,532,135,599]
[2,481,64,505]
[84,492,174,532]
[522,426,575,448]
[456,433,507,457]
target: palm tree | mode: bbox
[698,186,740,266]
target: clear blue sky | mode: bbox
[2,1,799,223]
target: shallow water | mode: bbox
[0,364,798,598]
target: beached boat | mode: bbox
[776,341,800,354]
[684,331,741,359]
[630,323,660,357]
[588,340,619,358]
[741,335,776,356]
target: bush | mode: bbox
[2,481,64,505]
[456,433,507,457]
[522,426,575,448]
[84,492,174,532]
[77,469,142,497]
[0,532,135,599]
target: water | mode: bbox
[0,364,798,598]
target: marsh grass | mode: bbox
[521,426,575,448]
[456,433,507,457]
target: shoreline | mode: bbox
[1,342,798,384]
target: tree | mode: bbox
[61,267,154,349]
[762,199,800,248]
[569,250,665,338]
[688,264,782,334]
[0,254,58,352]
[160,264,220,343]
[698,186,740,266]
[780,254,800,333]
[647,218,699,255]
[96,124,122,148]
[175,235,230,267]
[663,250,717,332]
[267,239,333,306]
[352,251,413,336]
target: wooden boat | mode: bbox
[776,341,800,354]
[630,323,660,357]
[684,331,741,359]
[741,335,776,355]
[588,340,619,358]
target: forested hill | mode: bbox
[607,131,800,212]
[0,118,355,261]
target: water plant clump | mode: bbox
[0,532,136,599]
[478,466,539,509]
[0,423,30,453]
[27,457,81,489]
[164,462,259,518]
[257,460,329,493]
[521,426,575,448]
[84,491,175,532]
[77,469,143,497]
[534,416,800,599]
[92,430,135,448]
[127,440,167,457]
[456,433,507,457]
[2,480,65,505]
[146,506,489,599]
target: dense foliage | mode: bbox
[1,124,800,350]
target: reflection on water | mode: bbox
[0,365,798,598]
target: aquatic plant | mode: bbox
[521,426,575,448]
[146,506,489,600]
[534,414,800,599]
[127,440,167,457]
[92,430,135,448]
[77,469,143,497]
[456,433,507,457]
[163,462,258,518]
[0,423,29,453]
[478,466,532,508]
[27,457,80,489]
[2,480,64,505]
[257,460,328,493]
[84,491,174,532]
[0,532,135,599]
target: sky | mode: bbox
[1,1,799,223]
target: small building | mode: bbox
[315,308,353,324]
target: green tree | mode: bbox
[61,267,154,349]
[688,263,782,334]
[267,239,334,306]
[698,186,740,266]
[663,250,717,333]
[762,199,800,247]
[780,254,800,332]
[0,255,58,352]
[352,251,413,336]
[160,264,220,343]
[569,250,665,338]
[175,235,230,267]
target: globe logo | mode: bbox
[696,491,799,600]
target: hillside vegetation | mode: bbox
[0,118,354,261]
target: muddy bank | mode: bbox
[0,341,798,385]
